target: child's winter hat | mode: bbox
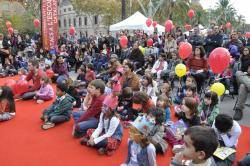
[103,94,118,110]
[116,67,124,74]
[130,114,156,136]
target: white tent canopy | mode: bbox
[109,11,165,34]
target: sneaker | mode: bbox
[37,100,44,104]
[80,137,89,145]
[225,90,230,95]
[41,122,55,130]
[233,109,243,121]
[98,148,106,155]
[172,144,184,154]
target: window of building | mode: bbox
[69,18,71,27]
[73,18,76,27]
[84,17,88,26]
[79,17,82,27]
[94,15,98,25]
[59,19,61,28]
[68,8,71,11]
[64,8,66,12]
[64,19,67,27]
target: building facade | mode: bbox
[58,0,107,37]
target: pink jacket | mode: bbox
[36,84,54,99]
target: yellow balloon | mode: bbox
[175,64,187,77]
[210,83,225,96]
[139,46,145,55]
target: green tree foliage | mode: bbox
[0,13,36,35]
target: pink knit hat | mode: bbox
[103,94,118,110]
[112,82,122,92]
[116,67,124,74]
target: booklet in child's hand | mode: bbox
[213,147,236,160]
[168,119,187,136]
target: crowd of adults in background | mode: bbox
[1,23,250,165]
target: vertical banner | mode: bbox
[41,0,58,51]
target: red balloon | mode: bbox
[4,79,16,88]
[147,38,153,47]
[188,9,195,19]
[209,47,230,74]
[120,36,128,48]
[146,18,152,27]
[245,32,250,39]
[6,21,12,28]
[226,22,231,29]
[185,24,192,31]
[13,80,30,95]
[69,26,75,35]
[178,42,192,59]
[152,21,157,28]
[165,20,173,32]
[34,19,40,28]
[8,27,14,34]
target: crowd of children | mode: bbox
[1,27,250,166]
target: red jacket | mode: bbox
[26,69,45,92]
[85,70,96,83]
[77,94,105,122]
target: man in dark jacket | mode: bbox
[129,42,145,69]
[188,26,204,49]
[204,26,223,56]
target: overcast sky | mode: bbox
[199,0,250,23]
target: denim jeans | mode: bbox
[49,115,69,124]
[22,91,37,100]
[73,111,99,134]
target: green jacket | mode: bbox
[198,102,220,125]
[44,94,75,119]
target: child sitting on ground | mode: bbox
[40,83,75,130]
[148,107,168,154]
[140,75,157,97]
[166,97,201,154]
[159,82,172,99]
[175,76,196,104]
[132,91,155,114]
[121,114,156,166]
[80,95,123,156]
[175,83,200,115]
[0,86,16,122]
[198,91,220,126]
[156,96,171,123]
[171,126,218,166]
[117,87,135,121]
[212,114,242,165]
[34,76,54,104]
[72,79,106,137]
[85,64,96,84]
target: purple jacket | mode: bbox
[37,84,54,99]
[52,62,68,76]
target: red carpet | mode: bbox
[0,76,249,166]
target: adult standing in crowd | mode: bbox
[188,26,204,49]
[204,26,223,56]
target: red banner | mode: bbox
[41,0,58,51]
